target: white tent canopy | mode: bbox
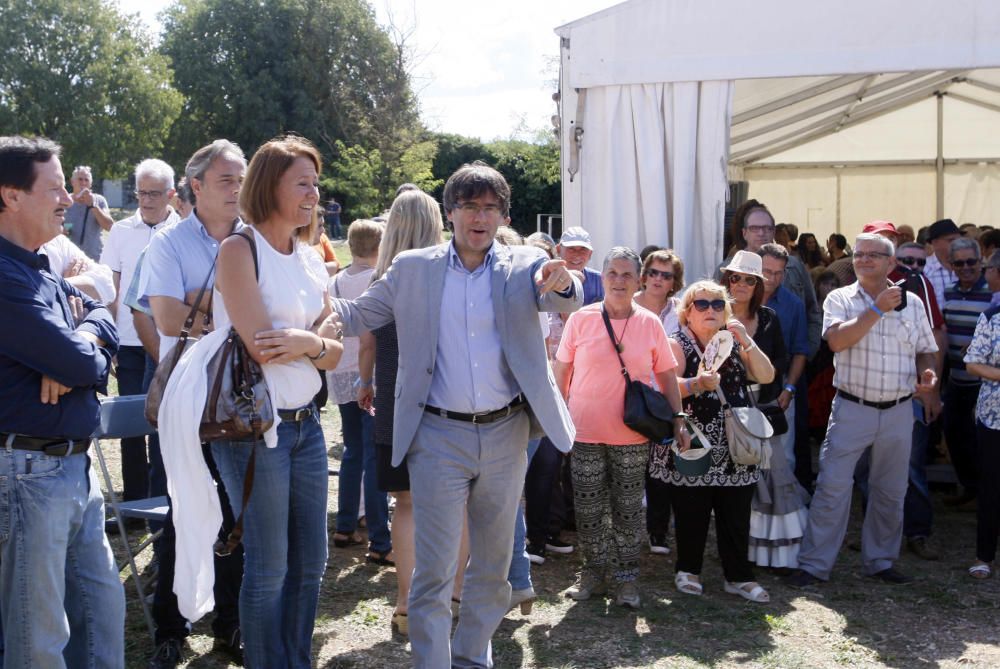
[556,0,1000,281]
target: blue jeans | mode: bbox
[0,449,125,668]
[211,412,329,669]
[336,402,390,553]
[508,439,540,591]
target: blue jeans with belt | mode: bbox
[211,411,329,669]
[0,449,125,668]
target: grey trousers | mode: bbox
[797,394,912,579]
[406,409,530,669]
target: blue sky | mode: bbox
[117,0,618,140]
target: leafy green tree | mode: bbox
[160,0,420,174]
[0,0,183,178]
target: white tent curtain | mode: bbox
[578,81,733,282]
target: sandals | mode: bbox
[969,562,993,580]
[725,580,770,603]
[366,549,395,566]
[332,532,363,548]
[675,571,703,596]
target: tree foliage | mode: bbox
[159,0,421,174]
[0,0,183,178]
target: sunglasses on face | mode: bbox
[692,299,727,312]
[646,268,674,280]
[897,256,927,267]
[727,274,758,287]
[952,258,980,268]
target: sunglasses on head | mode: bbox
[952,258,980,268]
[726,274,758,287]
[646,268,674,280]
[897,256,926,267]
[692,299,727,312]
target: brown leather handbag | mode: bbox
[145,231,273,441]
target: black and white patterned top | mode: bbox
[648,329,760,487]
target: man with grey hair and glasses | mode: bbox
[941,236,993,509]
[100,159,180,512]
[64,164,114,261]
[786,233,938,588]
[138,140,247,668]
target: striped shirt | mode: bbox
[943,276,993,385]
[823,281,937,403]
[924,253,957,312]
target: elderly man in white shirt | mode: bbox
[787,233,938,588]
[100,159,180,506]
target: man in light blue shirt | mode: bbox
[139,139,247,668]
[332,162,582,669]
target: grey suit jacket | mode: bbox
[332,241,583,466]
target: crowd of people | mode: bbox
[1,132,999,669]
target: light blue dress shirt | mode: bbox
[426,242,520,413]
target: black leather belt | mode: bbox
[837,390,912,411]
[278,406,315,422]
[425,394,527,425]
[1,433,91,456]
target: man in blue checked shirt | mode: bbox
[0,136,124,668]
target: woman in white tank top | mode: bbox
[212,136,344,669]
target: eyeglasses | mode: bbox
[727,274,758,287]
[646,268,674,280]
[455,202,502,216]
[745,225,775,235]
[853,251,891,261]
[692,299,727,312]
[134,190,166,199]
[896,256,927,267]
[951,258,981,268]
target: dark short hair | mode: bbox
[395,182,420,197]
[639,244,663,262]
[729,198,774,250]
[758,242,789,264]
[829,233,848,251]
[442,161,510,216]
[0,135,61,213]
[980,229,1000,251]
[176,176,196,205]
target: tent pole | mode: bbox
[936,93,944,220]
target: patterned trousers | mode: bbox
[570,441,650,583]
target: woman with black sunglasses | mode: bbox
[649,276,774,603]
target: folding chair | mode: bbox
[92,395,168,640]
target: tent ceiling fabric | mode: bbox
[731,70,1000,165]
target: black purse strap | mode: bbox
[600,305,633,384]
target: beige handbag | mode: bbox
[716,384,772,467]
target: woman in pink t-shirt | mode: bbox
[554,247,687,609]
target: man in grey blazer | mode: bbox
[331,162,582,668]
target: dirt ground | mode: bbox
[102,405,1000,669]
